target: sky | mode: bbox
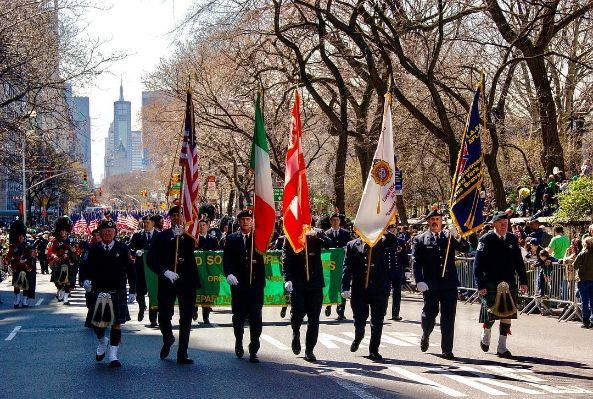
[74,0,193,184]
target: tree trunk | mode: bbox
[226,188,235,216]
[527,57,565,174]
[484,153,507,210]
[334,128,348,213]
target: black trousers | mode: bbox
[39,258,48,273]
[350,290,388,352]
[391,277,402,317]
[290,287,323,352]
[421,288,457,353]
[336,297,347,316]
[158,281,196,359]
[137,294,158,323]
[231,285,264,354]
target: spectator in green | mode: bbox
[547,226,571,259]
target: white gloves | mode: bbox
[417,282,429,292]
[135,249,144,257]
[83,280,92,292]
[164,270,180,283]
[449,225,460,240]
[341,290,351,299]
[284,281,293,293]
[226,274,239,286]
[173,225,184,236]
[128,293,136,304]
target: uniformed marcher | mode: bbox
[385,223,409,321]
[147,206,200,365]
[473,211,528,358]
[129,215,157,326]
[80,219,136,368]
[342,230,397,360]
[412,209,469,360]
[282,228,329,362]
[47,217,78,305]
[223,209,266,363]
[5,220,36,308]
[195,215,219,324]
[325,213,351,320]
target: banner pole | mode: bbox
[364,246,373,289]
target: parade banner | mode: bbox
[144,249,344,307]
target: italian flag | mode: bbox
[250,93,275,254]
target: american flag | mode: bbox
[179,90,200,239]
[163,216,171,230]
[73,214,88,235]
[88,217,98,233]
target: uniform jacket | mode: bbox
[223,231,266,289]
[324,228,352,248]
[196,234,219,251]
[473,231,528,290]
[147,229,200,289]
[412,230,469,290]
[81,240,136,293]
[282,232,329,290]
[385,237,409,282]
[342,232,397,295]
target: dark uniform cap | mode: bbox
[329,212,342,220]
[529,238,540,245]
[98,219,116,230]
[150,214,163,223]
[387,223,397,229]
[237,209,253,219]
[142,214,153,221]
[91,229,99,235]
[199,213,211,223]
[491,211,509,222]
[168,205,182,216]
[425,209,444,220]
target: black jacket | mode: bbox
[412,230,469,290]
[474,231,528,289]
[385,237,409,282]
[82,240,136,293]
[147,229,200,289]
[324,228,352,248]
[196,234,219,251]
[223,231,266,288]
[282,233,329,290]
[342,232,397,295]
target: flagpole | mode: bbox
[364,246,373,289]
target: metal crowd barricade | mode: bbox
[455,257,479,304]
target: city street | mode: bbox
[0,275,591,399]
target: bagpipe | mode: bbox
[48,240,78,284]
[4,245,35,291]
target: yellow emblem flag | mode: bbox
[353,93,397,247]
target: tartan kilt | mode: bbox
[479,282,519,323]
[86,289,130,325]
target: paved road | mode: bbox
[1,274,592,399]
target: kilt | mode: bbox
[479,281,519,323]
[12,269,36,298]
[87,289,130,325]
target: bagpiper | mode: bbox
[5,220,36,308]
[47,217,78,305]
[80,219,136,368]
[473,212,528,358]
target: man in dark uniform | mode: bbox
[342,230,397,360]
[195,215,219,324]
[412,209,469,360]
[147,206,200,365]
[223,209,266,363]
[282,228,329,362]
[385,223,409,321]
[152,214,164,232]
[34,233,50,274]
[325,212,351,319]
[80,219,136,368]
[129,214,157,326]
[474,212,528,358]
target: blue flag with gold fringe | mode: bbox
[450,79,485,237]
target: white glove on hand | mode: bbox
[341,290,351,299]
[173,225,185,236]
[128,293,136,304]
[226,274,239,286]
[417,282,429,292]
[284,281,293,293]
[83,280,92,292]
[164,270,180,283]
[135,249,144,257]
[449,226,460,240]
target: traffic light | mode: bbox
[82,171,88,186]
[98,187,103,196]
[172,174,181,184]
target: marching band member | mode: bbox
[47,217,77,305]
[5,220,36,308]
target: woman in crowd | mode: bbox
[572,237,593,328]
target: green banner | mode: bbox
[144,248,345,307]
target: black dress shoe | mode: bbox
[497,350,513,359]
[138,306,146,322]
[203,316,211,325]
[368,352,383,361]
[235,342,244,358]
[249,353,259,363]
[480,341,489,352]
[325,306,331,317]
[149,322,158,328]
[391,316,402,321]
[442,352,455,360]
[22,304,29,308]
[160,339,175,359]
[304,351,316,362]
[291,334,301,355]
[177,357,194,365]
[280,307,287,318]
[350,338,361,352]
[581,323,592,329]
[108,360,121,368]
[420,335,429,352]
[192,310,198,321]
